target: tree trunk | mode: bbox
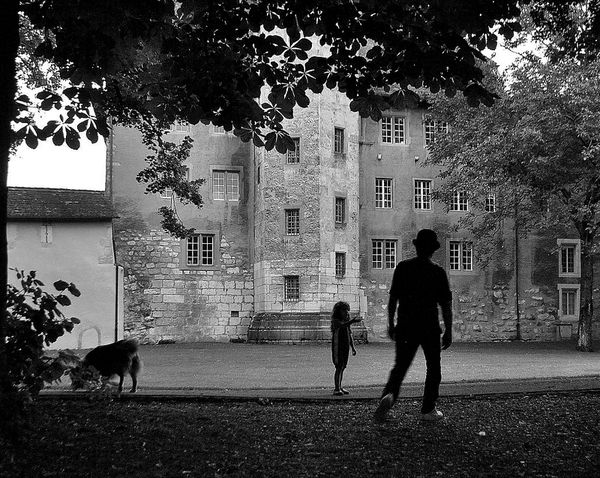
[0,0,19,400]
[577,238,594,352]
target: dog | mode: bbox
[72,339,142,394]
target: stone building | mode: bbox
[110,91,599,344]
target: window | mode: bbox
[212,124,226,134]
[187,234,215,266]
[285,209,300,235]
[449,241,473,272]
[334,127,345,155]
[287,138,300,163]
[335,197,346,225]
[160,188,173,199]
[375,178,393,208]
[170,122,190,134]
[414,179,432,210]
[558,284,580,319]
[40,224,53,244]
[450,191,468,211]
[381,115,405,144]
[485,192,496,212]
[557,239,581,277]
[284,276,300,301]
[335,252,346,278]
[424,120,448,146]
[372,239,397,269]
[212,170,240,201]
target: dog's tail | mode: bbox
[116,338,139,354]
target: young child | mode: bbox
[331,301,361,396]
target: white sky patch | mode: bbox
[9,137,106,190]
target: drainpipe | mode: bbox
[514,204,521,341]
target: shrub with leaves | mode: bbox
[6,269,81,397]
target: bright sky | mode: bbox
[7,43,521,191]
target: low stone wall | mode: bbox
[248,312,368,344]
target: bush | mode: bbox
[5,269,81,397]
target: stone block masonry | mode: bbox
[115,228,253,343]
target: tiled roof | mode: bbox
[7,187,115,221]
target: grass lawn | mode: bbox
[2,392,600,477]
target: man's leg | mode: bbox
[421,332,442,414]
[382,336,419,401]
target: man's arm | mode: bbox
[387,294,398,341]
[439,269,453,350]
[441,301,453,350]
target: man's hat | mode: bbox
[412,229,440,251]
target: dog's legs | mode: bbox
[130,372,138,393]
[117,374,124,395]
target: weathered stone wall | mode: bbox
[111,124,254,342]
[253,89,361,315]
[115,228,253,343]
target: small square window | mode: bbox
[334,127,345,155]
[449,241,473,272]
[285,209,300,235]
[335,252,346,278]
[372,240,397,269]
[212,170,240,201]
[424,120,448,146]
[335,197,346,225]
[186,234,215,266]
[170,122,191,134]
[287,138,300,163]
[161,188,173,199]
[450,191,468,211]
[284,276,300,301]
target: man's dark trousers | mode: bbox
[381,330,441,414]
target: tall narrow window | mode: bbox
[212,170,240,201]
[558,239,581,277]
[334,127,345,154]
[414,179,432,210]
[372,239,397,269]
[375,178,393,208]
[449,241,473,271]
[284,276,300,301]
[485,192,496,212]
[335,197,346,225]
[40,224,53,244]
[287,138,300,163]
[187,234,215,266]
[335,252,346,278]
[450,191,468,211]
[561,288,577,316]
[381,115,405,144]
[285,209,300,235]
[558,284,580,319]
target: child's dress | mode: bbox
[331,319,352,368]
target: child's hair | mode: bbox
[331,301,350,331]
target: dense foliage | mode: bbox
[427,59,600,351]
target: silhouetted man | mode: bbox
[374,229,452,423]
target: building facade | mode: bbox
[110,93,599,344]
[7,187,124,350]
